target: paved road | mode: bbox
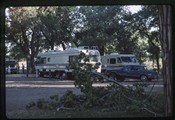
[5,74,164,118]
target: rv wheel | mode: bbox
[119,77,125,82]
[55,73,60,79]
[39,72,44,77]
[140,75,148,82]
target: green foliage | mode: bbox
[7,45,26,61]
[6,6,161,67]
[146,93,165,113]
[37,7,73,50]
[26,95,60,110]
[5,7,44,72]
[67,52,100,94]
[26,101,36,109]
[50,95,59,101]
[67,55,164,115]
[60,90,77,108]
[131,5,161,66]
[36,98,49,109]
[74,6,138,55]
[26,85,165,116]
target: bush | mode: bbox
[60,90,77,108]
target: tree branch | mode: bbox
[91,71,163,117]
[57,106,75,111]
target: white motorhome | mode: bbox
[101,53,140,72]
[35,46,102,79]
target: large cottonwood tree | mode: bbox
[157,5,173,116]
[5,7,43,73]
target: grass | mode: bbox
[6,108,156,119]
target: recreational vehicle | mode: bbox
[5,59,18,74]
[35,46,102,79]
[101,53,140,72]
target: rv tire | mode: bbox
[55,72,61,79]
[119,77,125,82]
[39,72,44,77]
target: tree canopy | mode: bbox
[5,5,161,71]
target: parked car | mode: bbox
[105,65,158,81]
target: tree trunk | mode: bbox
[157,5,173,116]
[30,54,35,73]
[26,55,30,77]
[51,41,54,50]
[99,46,105,56]
[61,42,66,50]
[155,53,160,72]
[152,59,155,69]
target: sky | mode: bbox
[127,5,142,14]
[5,5,142,16]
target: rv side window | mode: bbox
[84,46,89,49]
[69,56,76,63]
[47,58,50,62]
[38,57,46,64]
[117,58,122,63]
[90,55,98,62]
[110,58,116,64]
[130,57,137,63]
[121,57,131,62]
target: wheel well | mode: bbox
[108,72,118,77]
[109,72,117,75]
[55,71,65,74]
[140,74,148,78]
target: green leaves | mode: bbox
[6,6,161,66]
[67,52,100,94]
[60,90,77,108]
[37,7,73,50]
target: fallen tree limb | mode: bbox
[91,71,162,116]
[141,107,163,117]
[91,72,131,90]
[92,71,157,101]
[143,77,159,103]
[57,106,75,111]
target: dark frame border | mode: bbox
[1,0,175,120]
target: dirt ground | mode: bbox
[5,74,81,118]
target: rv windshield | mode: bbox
[89,56,99,62]
[36,57,46,64]
[121,57,137,63]
[5,60,16,67]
